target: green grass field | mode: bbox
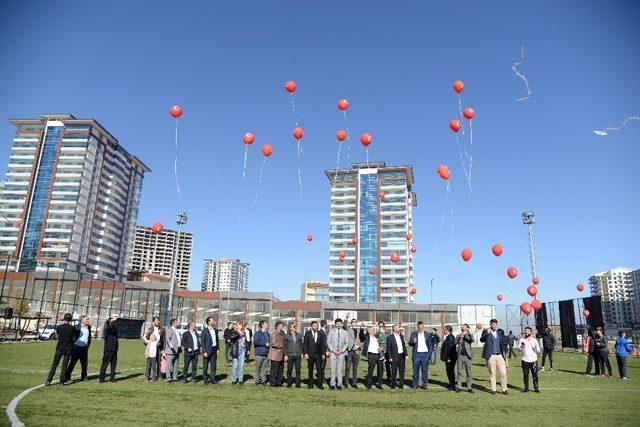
[1,340,638,426]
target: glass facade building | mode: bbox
[325,162,416,303]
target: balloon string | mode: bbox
[334,140,343,181]
[174,119,181,198]
[366,147,369,165]
[455,133,472,196]
[297,140,304,198]
[290,95,299,127]
[458,94,466,138]
[512,46,532,102]
[242,144,248,180]
[343,110,351,163]
[252,157,267,207]
[593,115,640,136]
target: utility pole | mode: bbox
[167,210,188,317]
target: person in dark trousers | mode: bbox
[99,317,118,383]
[386,324,407,389]
[440,325,457,391]
[507,331,516,358]
[201,317,220,384]
[253,321,270,385]
[268,321,285,387]
[318,319,329,385]
[584,329,599,375]
[66,315,92,382]
[284,323,304,388]
[45,313,75,386]
[430,328,441,365]
[364,326,384,389]
[408,321,434,390]
[540,327,556,372]
[519,326,541,393]
[223,322,234,365]
[303,320,325,389]
[243,323,253,363]
[595,327,613,377]
[456,323,474,393]
[614,330,634,380]
[181,321,200,384]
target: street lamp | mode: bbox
[167,210,188,316]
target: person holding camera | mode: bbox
[99,316,119,383]
[519,326,540,393]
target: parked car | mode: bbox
[36,324,57,340]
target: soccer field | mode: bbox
[0,340,638,426]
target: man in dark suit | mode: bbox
[66,315,92,382]
[440,325,457,391]
[318,319,329,385]
[45,313,75,386]
[303,320,326,389]
[386,324,408,389]
[455,323,474,392]
[99,317,118,383]
[201,317,220,384]
[480,318,509,395]
[408,321,434,390]
[181,321,200,384]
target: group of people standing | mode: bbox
[584,327,634,380]
[45,313,634,392]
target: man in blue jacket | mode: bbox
[253,320,270,385]
[408,321,433,390]
[480,318,509,395]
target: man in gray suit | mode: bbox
[455,323,474,393]
[327,318,349,389]
[343,318,363,388]
[164,319,181,382]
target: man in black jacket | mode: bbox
[386,324,407,389]
[99,317,118,383]
[45,313,75,386]
[223,322,233,365]
[284,324,304,388]
[201,317,220,384]
[181,321,200,384]
[303,321,326,389]
[66,315,92,382]
[540,327,556,372]
[430,328,441,365]
[440,325,457,391]
[595,327,613,377]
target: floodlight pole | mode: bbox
[522,211,538,280]
[167,210,188,317]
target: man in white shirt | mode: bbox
[164,319,181,382]
[365,326,384,389]
[181,321,200,384]
[408,321,434,390]
[66,315,92,382]
[386,324,408,389]
[202,317,220,384]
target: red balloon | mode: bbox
[507,267,518,279]
[405,233,412,241]
[491,244,503,257]
[520,301,532,316]
[395,286,402,292]
[369,267,376,275]
[339,250,346,258]
[391,253,400,263]
[476,322,483,330]
[583,309,590,317]
[527,285,538,297]
[577,283,584,292]
[360,132,373,147]
[352,236,359,244]
[497,294,503,302]
[453,80,464,94]
[461,248,472,262]
[15,219,23,230]
[293,127,304,140]
[410,246,417,254]
[337,99,349,111]
[532,277,540,285]
[285,80,296,93]
[450,119,462,132]
[242,132,255,145]
[410,288,417,295]
[336,130,347,141]
[378,191,385,199]
[437,164,451,180]
[306,234,313,242]
[262,144,273,157]
[532,299,543,312]
[463,107,475,120]
[151,222,164,235]
[170,105,183,118]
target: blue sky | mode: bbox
[0,1,638,307]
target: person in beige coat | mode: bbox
[268,321,285,386]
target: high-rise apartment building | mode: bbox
[589,267,638,326]
[0,114,149,280]
[300,281,330,302]
[201,258,249,292]
[324,162,416,303]
[128,225,193,289]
